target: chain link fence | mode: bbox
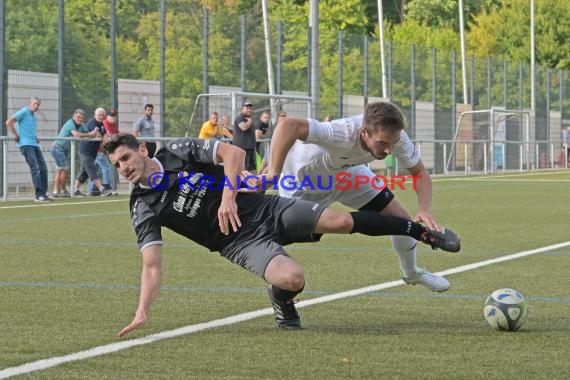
[1,0,569,199]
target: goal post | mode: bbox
[186,91,312,138]
[445,109,531,174]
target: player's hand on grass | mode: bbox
[413,211,442,232]
[118,312,148,337]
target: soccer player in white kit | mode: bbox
[264,101,459,292]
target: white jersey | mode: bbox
[282,115,419,178]
[279,115,420,206]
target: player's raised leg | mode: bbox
[315,207,459,292]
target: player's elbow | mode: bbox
[280,118,309,141]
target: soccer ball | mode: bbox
[483,288,528,331]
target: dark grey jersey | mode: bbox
[129,137,266,252]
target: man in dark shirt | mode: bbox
[232,102,257,172]
[104,134,460,336]
[254,111,270,159]
[72,108,112,196]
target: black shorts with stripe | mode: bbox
[219,195,325,278]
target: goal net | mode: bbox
[186,89,312,138]
[446,109,531,174]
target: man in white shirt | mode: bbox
[261,101,460,292]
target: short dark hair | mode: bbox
[144,103,154,110]
[363,101,406,134]
[104,133,141,155]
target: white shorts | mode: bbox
[278,164,385,209]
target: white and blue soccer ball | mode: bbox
[483,288,528,331]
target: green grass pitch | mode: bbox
[1,171,569,379]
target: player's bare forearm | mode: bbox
[408,161,440,230]
[216,142,245,192]
[118,245,162,337]
[268,118,309,179]
[216,142,244,234]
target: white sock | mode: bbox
[391,235,417,276]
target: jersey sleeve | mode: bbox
[13,108,26,122]
[131,197,163,252]
[305,116,361,149]
[166,137,219,165]
[393,130,421,168]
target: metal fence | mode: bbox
[2,0,570,199]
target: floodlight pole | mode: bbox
[309,0,320,118]
[459,0,468,104]
[530,0,536,111]
[261,0,276,116]
[377,0,388,99]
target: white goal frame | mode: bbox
[186,91,312,137]
[445,108,531,174]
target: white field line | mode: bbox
[2,240,570,379]
[438,178,570,182]
[433,170,570,182]
[0,199,125,210]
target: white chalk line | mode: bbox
[1,240,570,379]
[0,198,125,210]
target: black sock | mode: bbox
[350,211,426,240]
[270,285,304,302]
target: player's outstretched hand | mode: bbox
[117,313,148,337]
[413,211,442,232]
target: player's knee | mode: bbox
[283,268,305,291]
[332,212,354,233]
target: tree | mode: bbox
[468,0,570,69]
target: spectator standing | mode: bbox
[50,109,97,197]
[220,115,233,139]
[232,101,257,173]
[5,96,51,201]
[103,109,120,137]
[132,103,157,158]
[198,111,231,139]
[563,126,570,163]
[254,111,270,158]
[72,108,112,197]
[100,108,120,192]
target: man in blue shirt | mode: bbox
[5,96,51,201]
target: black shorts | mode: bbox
[220,196,326,278]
